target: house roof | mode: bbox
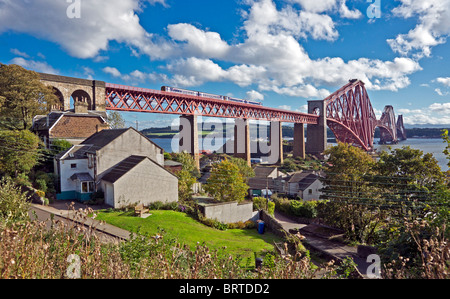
[100,155,178,183]
[56,144,94,160]
[81,127,163,152]
[33,111,106,131]
[287,170,315,183]
[248,177,274,190]
[70,173,94,182]
[253,166,277,178]
[297,173,320,191]
[100,155,148,183]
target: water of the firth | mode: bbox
[150,137,449,171]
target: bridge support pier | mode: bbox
[179,115,200,169]
[306,100,327,155]
[268,121,283,165]
[293,123,306,159]
[234,118,251,166]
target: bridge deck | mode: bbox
[105,83,319,124]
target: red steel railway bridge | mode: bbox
[39,73,406,167]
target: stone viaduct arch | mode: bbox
[38,73,106,112]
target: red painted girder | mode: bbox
[324,80,378,150]
[105,83,319,124]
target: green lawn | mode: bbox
[96,210,282,259]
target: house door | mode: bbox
[104,183,114,207]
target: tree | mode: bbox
[0,64,58,130]
[442,129,450,170]
[178,168,197,202]
[171,152,200,178]
[0,130,41,177]
[320,143,384,244]
[106,111,125,129]
[204,159,248,203]
[50,138,72,153]
[375,146,445,215]
[227,156,255,181]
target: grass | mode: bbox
[96,209,283,260]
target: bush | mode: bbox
[272,195,290,214]
[0,177,30,224]
[272,194,322,219]
[289,200,319,218]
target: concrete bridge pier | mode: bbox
[179,115,200,169]
[234,118,251,166]
[293,123,306,159]
[306,100,327,155]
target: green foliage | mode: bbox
[227,156,255,180]
[170,152,200,178]
[0,64,58,130]
[252,197,275,216]
[50,138,72,153]
[106,111,125,129]
[289,200,319,218]
[204,159,249,203]
[178,168,197,202]
[0,130,41,177]
[0,177,30,224]
[442,129,450,169]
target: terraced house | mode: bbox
[54,127,178,208]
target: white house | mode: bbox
[54,127,178,208]
[287,170,323,200]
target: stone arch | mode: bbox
[51,87,65,111]
[70,89,92,111]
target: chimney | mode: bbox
[74,101,88,114]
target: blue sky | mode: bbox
[1,0,450,128]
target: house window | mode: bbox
[71,163,77,169]
[81,181,95,193]
[308,189,312,194]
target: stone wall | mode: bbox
[259,210,286,238]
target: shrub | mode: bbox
[35,179,47,194]
[272,195,290,214]
[0,177,30,224]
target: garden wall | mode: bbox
[259,210,286,238]
[201,200,258,224]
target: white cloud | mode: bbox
[10,48,29,58]
[102,67,123,78]
[436,77,450,87]
[387,0,450,59]
[435,88,449,96]
[246,90,264,101]
[429,102,450,114]
[398,102,450,125]
[290,0,362,18]
[6,0,423,100]
[0,0,172,60]
[278,105,292,110]
[100,0,422,98]
[167,23,231,58]
[10,57,58,74]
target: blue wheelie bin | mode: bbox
[257,221,265,234]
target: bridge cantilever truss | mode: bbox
[105,83,319,124]
[323,80,406,151]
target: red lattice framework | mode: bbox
[105,83,319,124]
[324,80,397,151]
